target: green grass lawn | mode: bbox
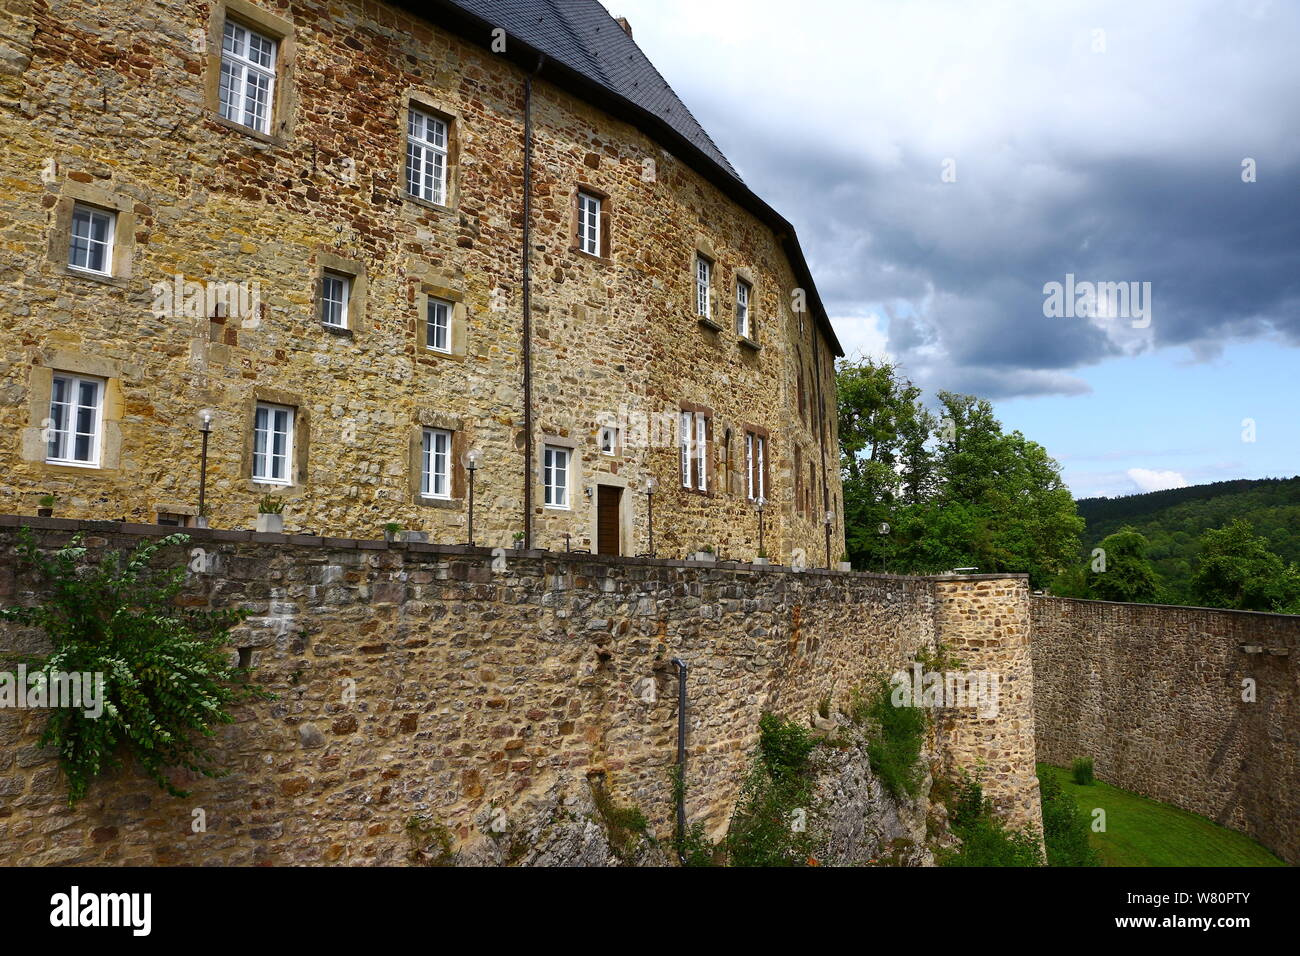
[1038,764,1286,867]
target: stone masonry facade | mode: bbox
[0,0,846,565]
[0,520,1040,865]
[1032,596,1299,865]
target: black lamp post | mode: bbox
[197,409,213,526]
[878,521,890,573]
[824,510,834,569]
[465,448,481,546]
[645,476,658,557]
[756,495,766,558]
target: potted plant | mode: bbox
[837,552,853,572]
[193,503,210,529]
[692,545,716,562]
[753,547,770,567]
[255,494,285,533]
[36,493,57,518]
[383,521,403,544]
[513,531,526,551]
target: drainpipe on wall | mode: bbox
[671,657,688,862]
[521,55,545,549]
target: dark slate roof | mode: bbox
[445,0,740,179]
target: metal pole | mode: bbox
[198,426,210,518]
[648,490,655,557]
[672,657,687,862]
[468,467,475,547]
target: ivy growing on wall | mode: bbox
[0,528,268,804]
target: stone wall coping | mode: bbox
[1032,592,1300,623]
[0,515,1029,585]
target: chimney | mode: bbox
[615,16,632,39]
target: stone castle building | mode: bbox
[0,0,846,564]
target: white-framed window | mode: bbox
[68,204,115,275]
[252,402,294,484]
[543,445,570,508]
[578,191,601,256]
[679,410,709,491]
[320,272,349,328]
[421,427,452,499]
[736,279,752,338]
[46,373,104,467]
[695,255,712,318]
[219,19,277,135]
[599,425,618,456]
[745,431,766,501]
[426,297,451,352]
[406,107,448,205]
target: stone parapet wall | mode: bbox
[1031,596,1299,864]
[0,519,1041,865]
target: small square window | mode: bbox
[736,279,752,339]
[421,427,452,499]
[46,373,104,467]
[253,402,294,484]
[68,205,115,275]
[407,107,449,205]
[599,426,618,456]
[219,19,278,135]
[426,297,452,352]
[578,191,602,256]
[695,255,712,318]
[320,272,350,328]
[544,445,571,509]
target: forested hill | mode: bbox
[1076,476,1300,602]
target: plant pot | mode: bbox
[384,531,400,544]
[192,516,209,529]
[36,508,53,518]
[255,513,284,534]
[837,561,853,572]
[692,552,716,562]
[753,557,770,567]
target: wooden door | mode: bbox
[597,485,622,556]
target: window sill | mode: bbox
[415,495,462,510]
[570,247,611,265]
[403,192,456,216]
[696,316,722,332]
[738,336,762,352]
[321,323,354,338]
[44,459,102,470]
[211,114,285,148]
[61,265,127,288]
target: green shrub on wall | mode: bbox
[0,528,268,804]
[938,769,1043,867]
[725,713,820,866]
[851,675,930,800]
[1071,756,1095,786]
[1038,769,1100,866]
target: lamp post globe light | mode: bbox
[464,448,482,547]
[823,509,834,569]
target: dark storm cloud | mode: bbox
[613,0,1300,399]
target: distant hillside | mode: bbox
[1076,476,1300,603]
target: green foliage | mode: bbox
[938,769,1043,867]
[1071,756,1095,785]
[0,528,267,803]
[38,493,58,509]
[1037,769,1099,866]
[837,358,1083,587]
[1190,518,1300,612]
[589,780,648,860]
[675,820,718,867]
[405,814,458,866]
[853,676,929,800]
[1072,476,1300,607]
[383,521,402,535]
[1084,527,1162,602]
[255,494,285,514]
[725,713,819,866]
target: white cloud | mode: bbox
[1126,468,1190,493]
[832,311,890,362]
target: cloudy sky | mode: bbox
[600,0,1300,498]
